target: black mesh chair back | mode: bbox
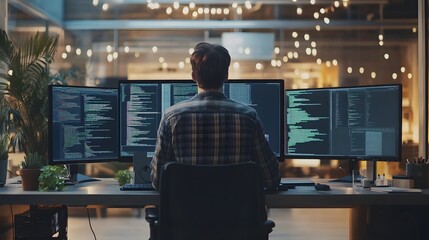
[157,162,272,240]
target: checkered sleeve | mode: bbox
[150,117,173,189]
[253,117,281,191]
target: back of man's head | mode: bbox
[191,42,231,90]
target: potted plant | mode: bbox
[114,169,133,186]
[19,152,44,191]
[39,165,68,191]
[0,134,8,186]
[0,29,60,163]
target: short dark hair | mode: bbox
[191,42,231,90]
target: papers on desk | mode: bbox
[371,187,422,193]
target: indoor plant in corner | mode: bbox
[19,153,44,191]
[0,29,60,187]
[0,134,8,187]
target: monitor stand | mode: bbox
[330,160,377,183]
[65,164,100,185]
[132,151,151,184]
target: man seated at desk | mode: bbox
[150,42,280,191]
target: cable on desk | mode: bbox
[86,208,97,240]
[9,205,15,238]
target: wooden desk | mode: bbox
[1,178,429,240]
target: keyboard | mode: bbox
[120,183,155,191]
[281,179,315,187]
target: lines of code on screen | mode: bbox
[286,85,401,160]
[51,87,118,163]
[119,83,198,157]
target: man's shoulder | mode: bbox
[163,97,258,120]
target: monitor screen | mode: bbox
[49,85,119,164]
[285,84,402,161]
[119,79,284,161]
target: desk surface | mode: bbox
[1,178,429,208]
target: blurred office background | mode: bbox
[2,0,423,179]
[0,1,426,239]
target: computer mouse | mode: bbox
[314,183,330,191]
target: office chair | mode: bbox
[145,162,275,240]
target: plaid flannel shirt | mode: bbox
[150,90,280,190]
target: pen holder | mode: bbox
[406,163,429,188]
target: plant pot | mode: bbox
[19,169,41,191]
[0,159,7,187]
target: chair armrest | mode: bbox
[145,207,158,223]
[264,220,275,234]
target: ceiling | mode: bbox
[6,0,420,87]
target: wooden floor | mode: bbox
[67,208,349,240]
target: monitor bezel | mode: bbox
[118,79,285,162]
[48,84,119,165]
[284,83,402,162]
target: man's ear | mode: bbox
[192,71,197,82]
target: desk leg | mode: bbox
[350,206,429,240]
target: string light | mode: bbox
[347,67,353,73]
[293,52,299,58]
[324,17,330,24]
[233,62,240,69]
[292,32,298,38]
[334,1,340,7]
[326,61,331,67]
[106,45,112,53]
[183,7,190,15]
[107,54,113,62]
[314,12,320,19]
[304,34,310,41]
[294,41,300,48]
[173,1,180,9]
[311,49,317,56]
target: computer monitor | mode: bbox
[285,84,402,180]
[119,79,284,162]
[48,85,118,183]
